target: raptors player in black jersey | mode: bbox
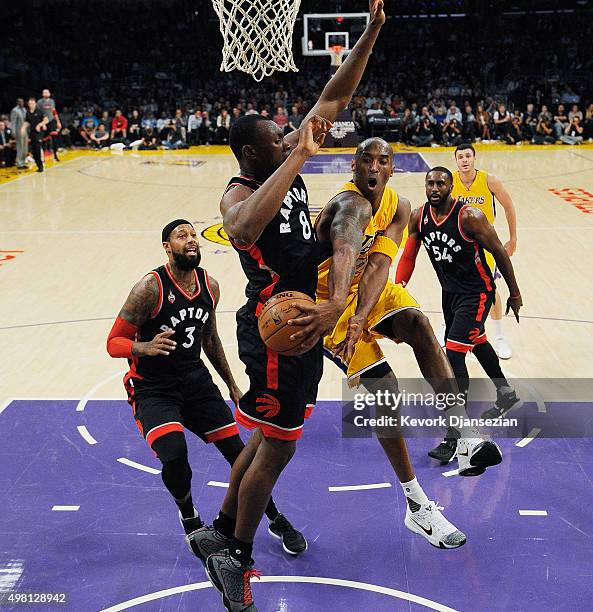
[192,3,386,609]
[397,168,523,464]
[106,219,306,558]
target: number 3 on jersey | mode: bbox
[182,326,195,348]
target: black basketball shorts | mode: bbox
[124,363,239,448]
[235,302,323,441]
[442,290,495,353]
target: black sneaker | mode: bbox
[186,525,232,565]
[206,550,260,611]
[481,386,522,419]
[268,513,307,555]
[428,428,458,463]
[178,508,203,536]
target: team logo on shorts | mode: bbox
[255,394,281,418]
[468,327,480,343]
[168,289,175,304]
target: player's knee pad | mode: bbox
[151,431,188,465]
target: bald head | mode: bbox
[355,137,393,160]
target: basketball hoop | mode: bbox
[211,0,301,82]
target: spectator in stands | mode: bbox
[553,104,569,140]
[273,106,289,133]
[493,103,512,141]
[90,123,110,149]
[128,110,142,141]
[174,108,187,142]
[561,116,584,145]
[161,121,188,149]
[215,108,231,144]
[139,127,157,150]
[585,103,593,141]
[462,103,477,141]
[79,119,95,147]
[366,102,384,118]
[288,105,303,133]
[476,103,492,141]
[100,110,111,130]
[434,100,447,124]
[245,102,258,116]
[156,111,170,136]
[411,116,434,147]
[401,108,415,144]
[445,103,462,126]
[523,103,539,140]
[568,104,583,123]
[111,109,128,144]
[0,120,16,167]
[230,108,242,127]
[142,112,157,132]
[507,116,523,145]
[187,110,202,145]
[442,118,462,146]
[534,117,555,144]
[538,104,553,124]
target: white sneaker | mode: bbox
[405,499,466,549]
[457,429,503,476]
[495,336,512,359]
[436,321,446,348]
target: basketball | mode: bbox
[258,291,315,356]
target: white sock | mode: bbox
[400,477,429,508]
[493,318,504,338]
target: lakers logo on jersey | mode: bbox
[457,195,485,206]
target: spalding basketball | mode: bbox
[258,291,315,356]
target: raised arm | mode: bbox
[284,0,385,147]
[460,207,522,321]
[221,115,331,245]
[487,173,517,256]
[106,274,176,359]
[395,206,422,286]
[200,275,242,406]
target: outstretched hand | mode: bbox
[505,294,522,323]
[297,115,333,157]
[369,0,386,27]
[334,314,366,364]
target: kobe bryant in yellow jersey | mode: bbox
[451,143,518,359]
[291,138,503,549]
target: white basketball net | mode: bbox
[211,0,301,82]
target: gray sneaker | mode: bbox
[481,386,522,419]
[206,550,260,611]
[186,525,232,565]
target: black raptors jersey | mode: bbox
[419,200,494,294]
[225,175,318,308]
[130,265,216,380]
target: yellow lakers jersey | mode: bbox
[452,169,495,270]
[317,181,405,300]
[452,170,495,224]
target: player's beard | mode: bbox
[172,250,201,270]
[428,191,451,208]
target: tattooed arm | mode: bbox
[201,276,243,406]
[288,191,371,347]
[107,274,177,358]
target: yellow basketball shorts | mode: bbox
[321,281,420,382]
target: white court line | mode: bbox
[52,505,80,511]
[77,425,98,445]
[515,427,542,447]
[99,576,459,612]
[0,156,80,190]
[328,483,392,492]
[441,469,459,478]
[519,510,548,516]
[207,481,229,488]
[0,398,14,416]
[117,458,161,475]
[76,370,126,412]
